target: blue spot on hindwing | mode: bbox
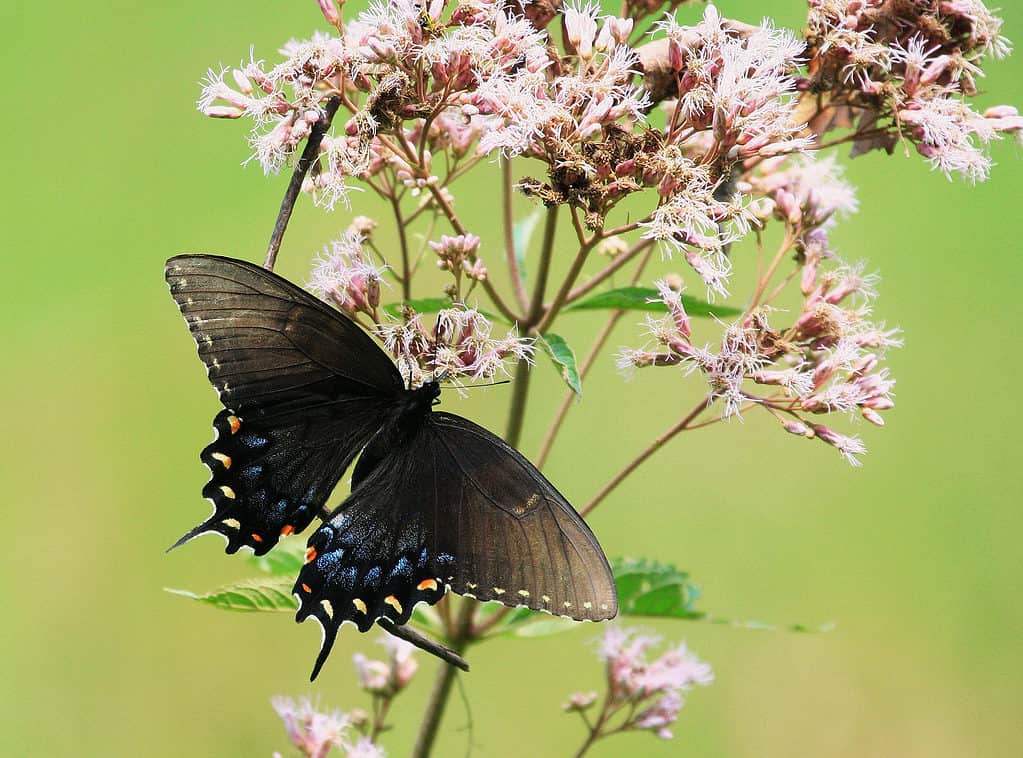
[418,547,428,567]
[337,565,357,590]
[318,549,344,573]
[240,465,263,481]
[240,434,268,449]
[389,556,413,580]
[364,566,382,587]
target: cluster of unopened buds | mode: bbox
[353,636,419,697]
[308,232,385,320]
[564,627,713,743]
[429,233,487,282]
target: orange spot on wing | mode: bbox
[417,578,439,592]
[384,595,404,615]
[280,525,294,536]
[305,547,318,564]
[251,533,263,543]
[227,415,241,434]
[301,583,312,594]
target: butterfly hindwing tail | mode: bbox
[294,514,449,679]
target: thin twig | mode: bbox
[389,194,413,301]
[535,236,596,333]
[263,96,341,271]
[746,232,795,315]
[502,353,534,467]
[535,245,656,468]
[564,238,656,304]
[580,396,714,517]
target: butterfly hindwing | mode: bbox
[165,255,404,554]
[295,410,617,679]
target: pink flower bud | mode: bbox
[774,189,801,225]
[782,420,814,437]
[801,249,821,296]
[231,69,253,95]
[984,105,1019,119]
[862,407,885,426]
[204,105,245,118]
[607,17,634,44]
[317,0,340,26]
[668,39,684,72]
[920,55,951,87]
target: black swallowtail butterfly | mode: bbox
[165,254,617,678]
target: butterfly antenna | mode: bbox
[463,379,511,389]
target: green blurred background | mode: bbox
[3,1,1021,755]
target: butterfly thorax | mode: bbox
[351,380,440,483]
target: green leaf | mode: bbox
[512,209,542,289]
[165,578,298,613]
[536,333,582,396]
[381,298,506,324]
[248,540,305,576]
[613,557,704,620]
[566,287,741,318]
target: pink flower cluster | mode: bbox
[352,635,419,696]
[804,0,1021,180]
[272,697,384,758]
[378,306,534,388]
[621,259,900,465]
[564,627,713,741]
[308,231,386,319]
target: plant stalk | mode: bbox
[411,206,551,754]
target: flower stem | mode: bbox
[389,194,413,301]
[564,238,655,304]
[527,206,559,323]
[263,95,340,271]
[411,206,554,758]
[746,232,794,314]
[580,396,714,517]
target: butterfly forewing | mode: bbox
[296,410,617,679]
[165,255,403,554]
